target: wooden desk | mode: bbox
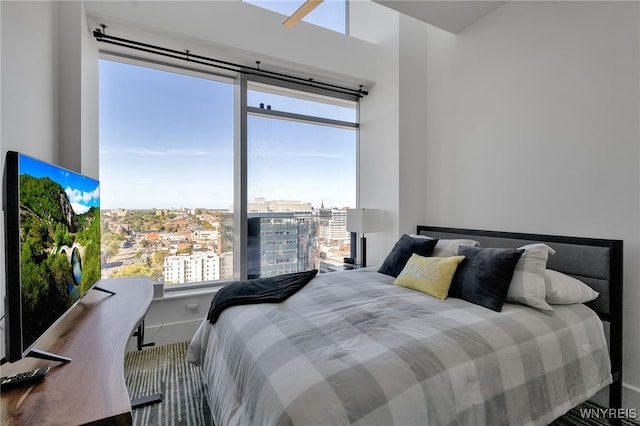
[1,277,152,425]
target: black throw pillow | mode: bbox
[449,246,524,312]
[378,234,438,277]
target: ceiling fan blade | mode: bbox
[283,0,323,28]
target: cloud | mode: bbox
[66,186,100,214]
[71,202,91,214]
[84,186,100,203]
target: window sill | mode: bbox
[154,281,227,301]
[159,287,220,300]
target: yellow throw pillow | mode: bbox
[394,254,465,300]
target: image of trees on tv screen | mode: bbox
[19,160,100,348]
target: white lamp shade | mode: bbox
[346,208,382,234]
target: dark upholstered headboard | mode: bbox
[416,226,624,409]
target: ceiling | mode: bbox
[371,1,507,33]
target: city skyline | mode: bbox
[101,201,350,282]
[101,197,352,213]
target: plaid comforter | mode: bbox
[187,268,612,426]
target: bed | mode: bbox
[187,226,623,425]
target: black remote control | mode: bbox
[1,366,51,391]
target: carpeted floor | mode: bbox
[124,341,212,425]
[125,342,638,426]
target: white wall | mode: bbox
[57,1,100,178]
[351,2,431,265]
[398,15,429,236]
[351,1,401,262]
[1,1,59,164]
[426,0,640,409]
[0,0,61,357]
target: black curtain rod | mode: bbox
[93,27,368,98]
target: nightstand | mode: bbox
[319,260,364,273]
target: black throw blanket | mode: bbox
[207,269,318,324]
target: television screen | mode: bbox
[3,151,101,362]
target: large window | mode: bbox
[99,58,358,287]
[247,85,357,277]
[99,60,235,284]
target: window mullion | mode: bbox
[247,106,358,130]
[234,74,249,280]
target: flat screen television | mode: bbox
[2,151,105,364]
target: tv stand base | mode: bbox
[93,285,116,296]
[26,348,71,363]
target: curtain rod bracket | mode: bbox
[94,25,106,39]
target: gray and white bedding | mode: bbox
[187,267,612,426]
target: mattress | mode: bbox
[187,267,612,426]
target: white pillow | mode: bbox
[505,243,555,312]
[410,234,479,257]
[544,269,600,304]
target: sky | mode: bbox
[99,59,356,211]
[20,153,100,215]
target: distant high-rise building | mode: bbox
[163,252,220,284]
[328,209,349,241]
[248,211,318,277]
[219,251,234,280]
[318,208,349,242]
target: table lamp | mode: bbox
[346,208,382,268]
